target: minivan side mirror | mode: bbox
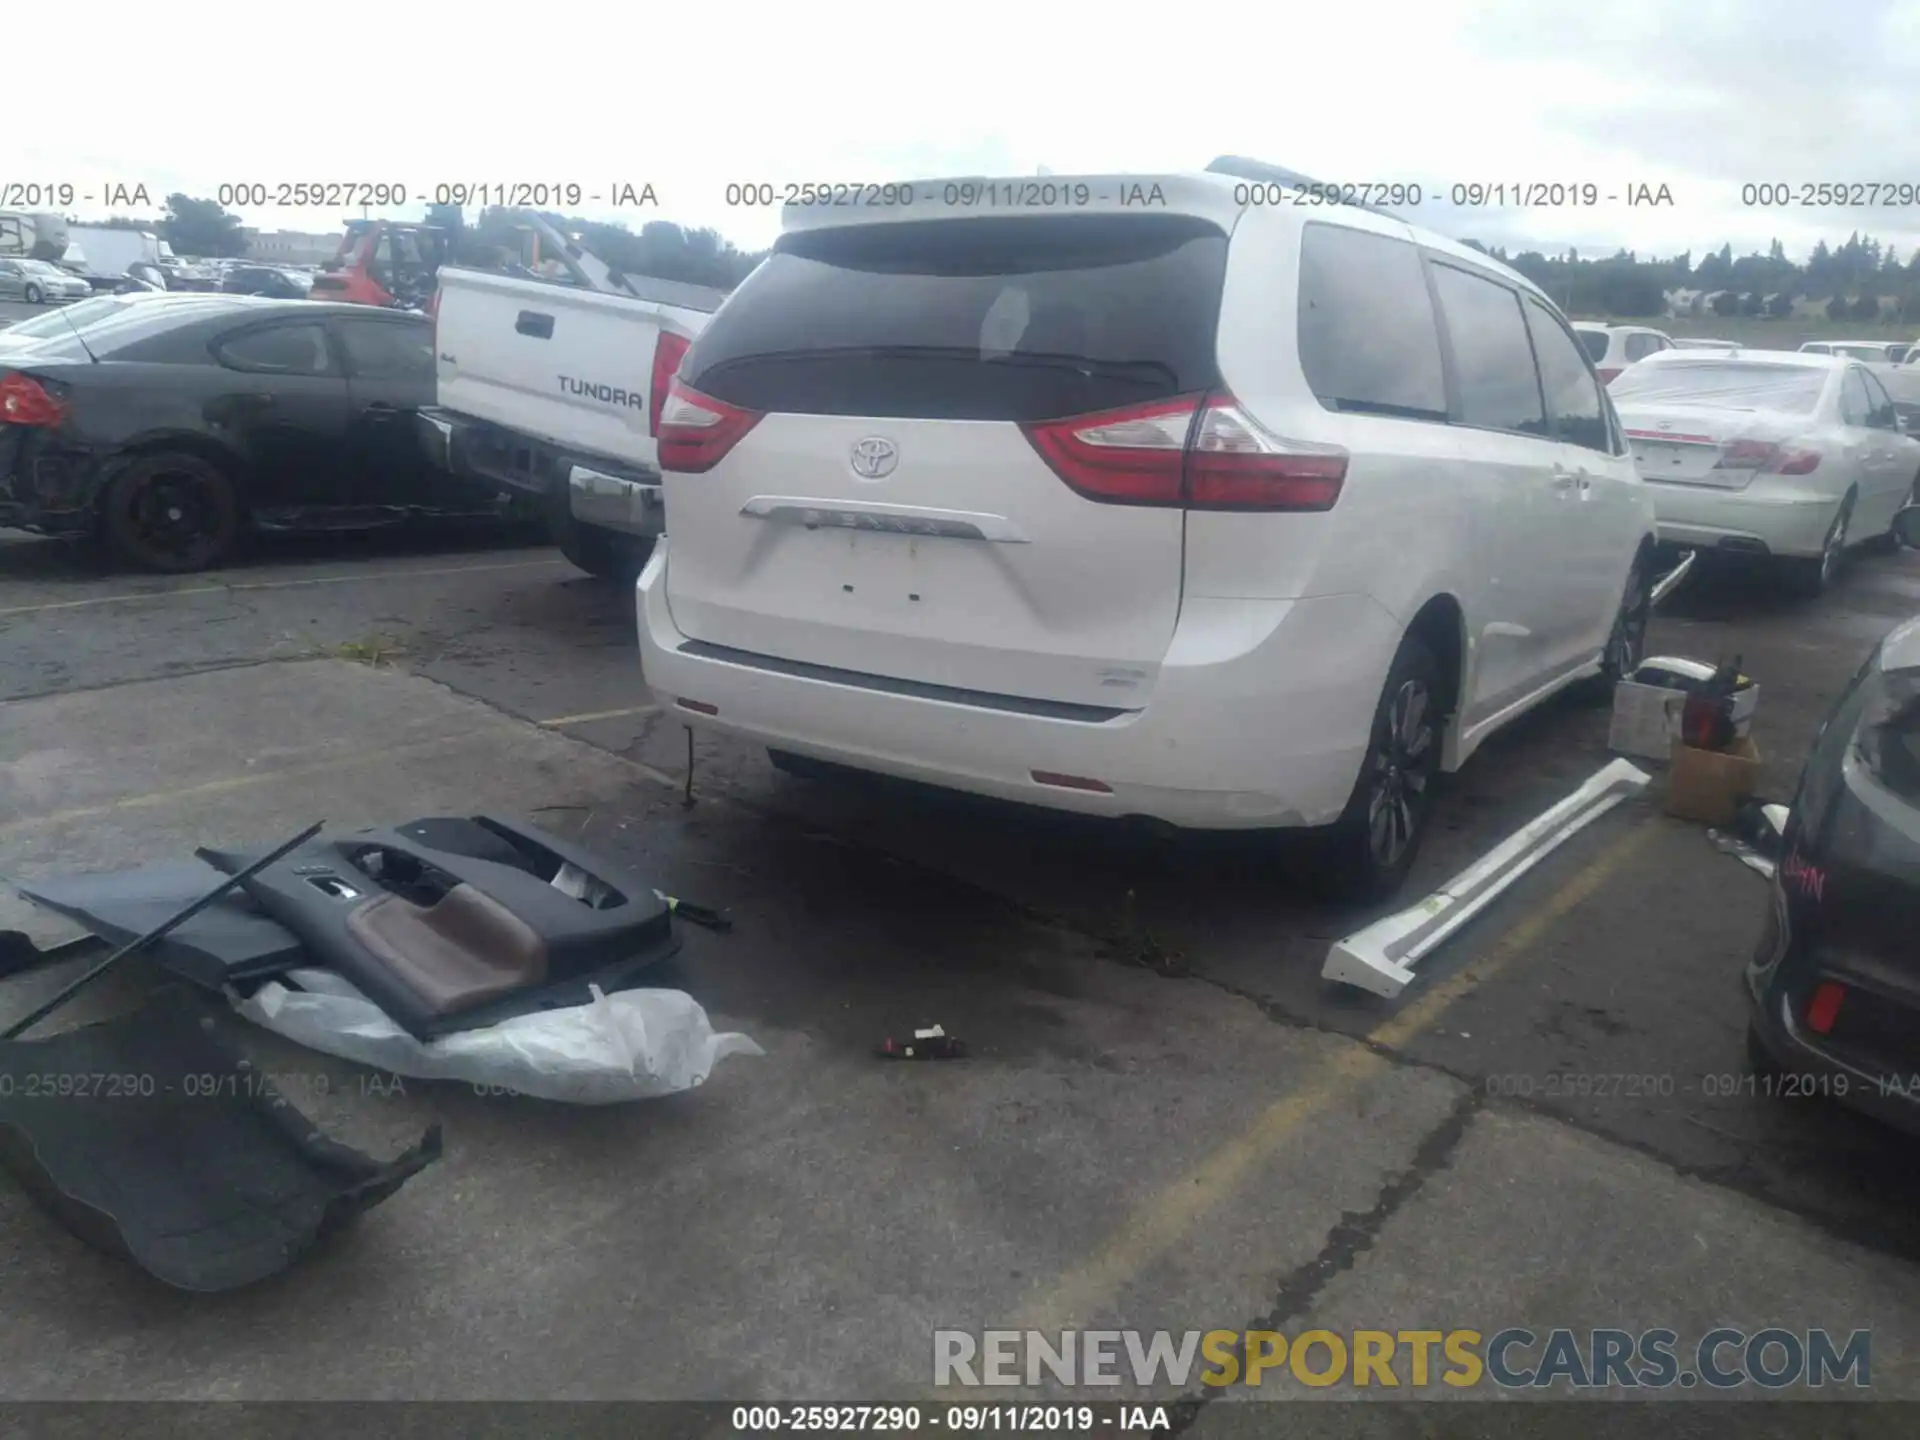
[1893,506,1920,549]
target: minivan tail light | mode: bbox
[0,372,67,427]
[1021,393,1346,511]
[1021,396,1192,504]
[1598,367,1624,385]
[650,330,693,438]
[657,379,764,474]
[1187,399,1347,509]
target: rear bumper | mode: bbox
[417,408,663,539]
[0,426,102,537]
[636,542,1398,830]
[1645,480,1841,559]
[1745,756,1920,1137]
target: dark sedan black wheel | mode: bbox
[100,452,241,573]
[1320,634,1444,903]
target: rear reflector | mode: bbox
[1031,770,1113,793]
[1021,392,1346,511]
[657,379,764,474]
[1805,980,1846,1034]
[1714,438,1820,475]
[650,330,693,438]
[677,699,719,715]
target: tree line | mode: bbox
[1465,231,1920,321]
[82,196,1920,318]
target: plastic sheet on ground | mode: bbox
[233,968,763,1104]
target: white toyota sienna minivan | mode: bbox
[638,159,1658,898]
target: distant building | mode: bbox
[241,228,338,265]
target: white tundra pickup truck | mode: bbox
[418,262,724,577]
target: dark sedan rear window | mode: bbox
[17,300,251,361]
[683,213,1228,422]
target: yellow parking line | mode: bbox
[0,733,492,838]
[538,704,661,727]
[1015,819,1649,1333]
[0,556,567,620]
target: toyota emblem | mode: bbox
[849,437,899,479]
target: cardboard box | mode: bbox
[1666,736,1762,827]
[1610,679,1760,761]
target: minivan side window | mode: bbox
[1624,333,1659,362]
[1429,262,1548,437]
[1523,301,1612,454]
[1295,223,1447,419]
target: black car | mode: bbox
[1748,504,1920,1131]
[0,295,509,571]
[221,266,312,300]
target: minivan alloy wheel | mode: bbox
[1819,502,1850,584]
[1605,562,1651,681]
[1367,678,1436,869]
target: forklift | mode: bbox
[310,220,451,309]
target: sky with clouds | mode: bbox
[10,0,1919,262]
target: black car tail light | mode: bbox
[1806,981,1847,1035]
[0,372,68,428]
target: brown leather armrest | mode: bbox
[346,884,548,1017]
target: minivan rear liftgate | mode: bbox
[655,212,1344,715]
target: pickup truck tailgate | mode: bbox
[434,267,708,471]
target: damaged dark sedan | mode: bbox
[1747,505,1920,1132]
[0,295,527,572]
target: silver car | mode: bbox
[0,258,91,304]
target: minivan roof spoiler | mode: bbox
[1204,156,1405,222]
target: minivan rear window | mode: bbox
[681,214,1228,422]
[1575,329,1611,363]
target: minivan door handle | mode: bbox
[1549,466,1580,493]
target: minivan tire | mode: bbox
[553,509,655,582]
[1576,552,1652,703]
[1318,633,1445,904]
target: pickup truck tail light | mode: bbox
[0,372,68,427]
[1021,392,1346,511]
[1715,438,1821,475]
[650,331,693,438]
[657,379,763,473]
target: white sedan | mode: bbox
[1612,349,1920,596]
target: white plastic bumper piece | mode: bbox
[1323,758,1651,999]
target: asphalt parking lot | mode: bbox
[4,518,1920,1418]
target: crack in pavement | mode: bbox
[1164,1087,1485,1432]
